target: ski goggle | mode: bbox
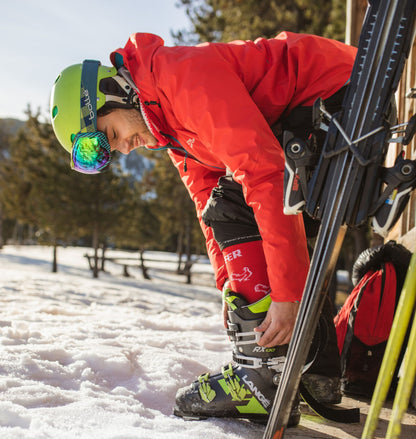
[68,60,112,174]
[71,131,111,174]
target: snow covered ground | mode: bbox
[0,245,264,439]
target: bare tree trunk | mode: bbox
[176,228,184,273]
[52,243,58,273]
[12,221,24,244]
[100,241,107,272]
[92,224,99,278]
[139,248,151,279]
[185,215,192,284]
[0,203,3,249]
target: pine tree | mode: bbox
[143,150,206,259]
[0,112,144,274]
[0,121,12,248]
[106,176,160,251]
[173,0,346,44]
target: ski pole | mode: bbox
[385,254,416,439]
[361,248,416,438]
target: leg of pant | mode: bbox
[202,176,270,303]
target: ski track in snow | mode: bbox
[0,245,264,438]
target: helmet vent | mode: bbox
[52,106,58,118]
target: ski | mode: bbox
[264,1,416,438]
[362,247,416,438]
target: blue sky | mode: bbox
[0,0,190,120]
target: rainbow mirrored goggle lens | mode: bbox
[71,131,111,174]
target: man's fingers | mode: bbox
[258,326,290,347]
[254,301,299,347]
[256,318,284,346]
[254,319,269,334]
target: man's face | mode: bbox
[97,108,158,154]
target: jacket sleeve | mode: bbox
[167,149,228,290]
[157,56,310,303]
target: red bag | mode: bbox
[334,241,411,397]
[335,262,396,352]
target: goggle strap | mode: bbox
[80,60,100,133]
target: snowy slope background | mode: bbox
[0,245,264,439]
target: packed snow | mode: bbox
[0,245,264,438]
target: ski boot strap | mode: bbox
[232,352,286,371]
[227,322,261,345]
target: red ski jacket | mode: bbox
[110,32,357,302]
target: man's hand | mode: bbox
[222,279,231,329]
[254,301,299,347]
[223,300,229,329]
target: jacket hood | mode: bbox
[110,33,170,147]
[110,33,164,72]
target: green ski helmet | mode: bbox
[50,60,141,173]
[50,60,117,154]
[51,59,164,174]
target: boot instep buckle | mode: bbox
[233,353,286,371]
